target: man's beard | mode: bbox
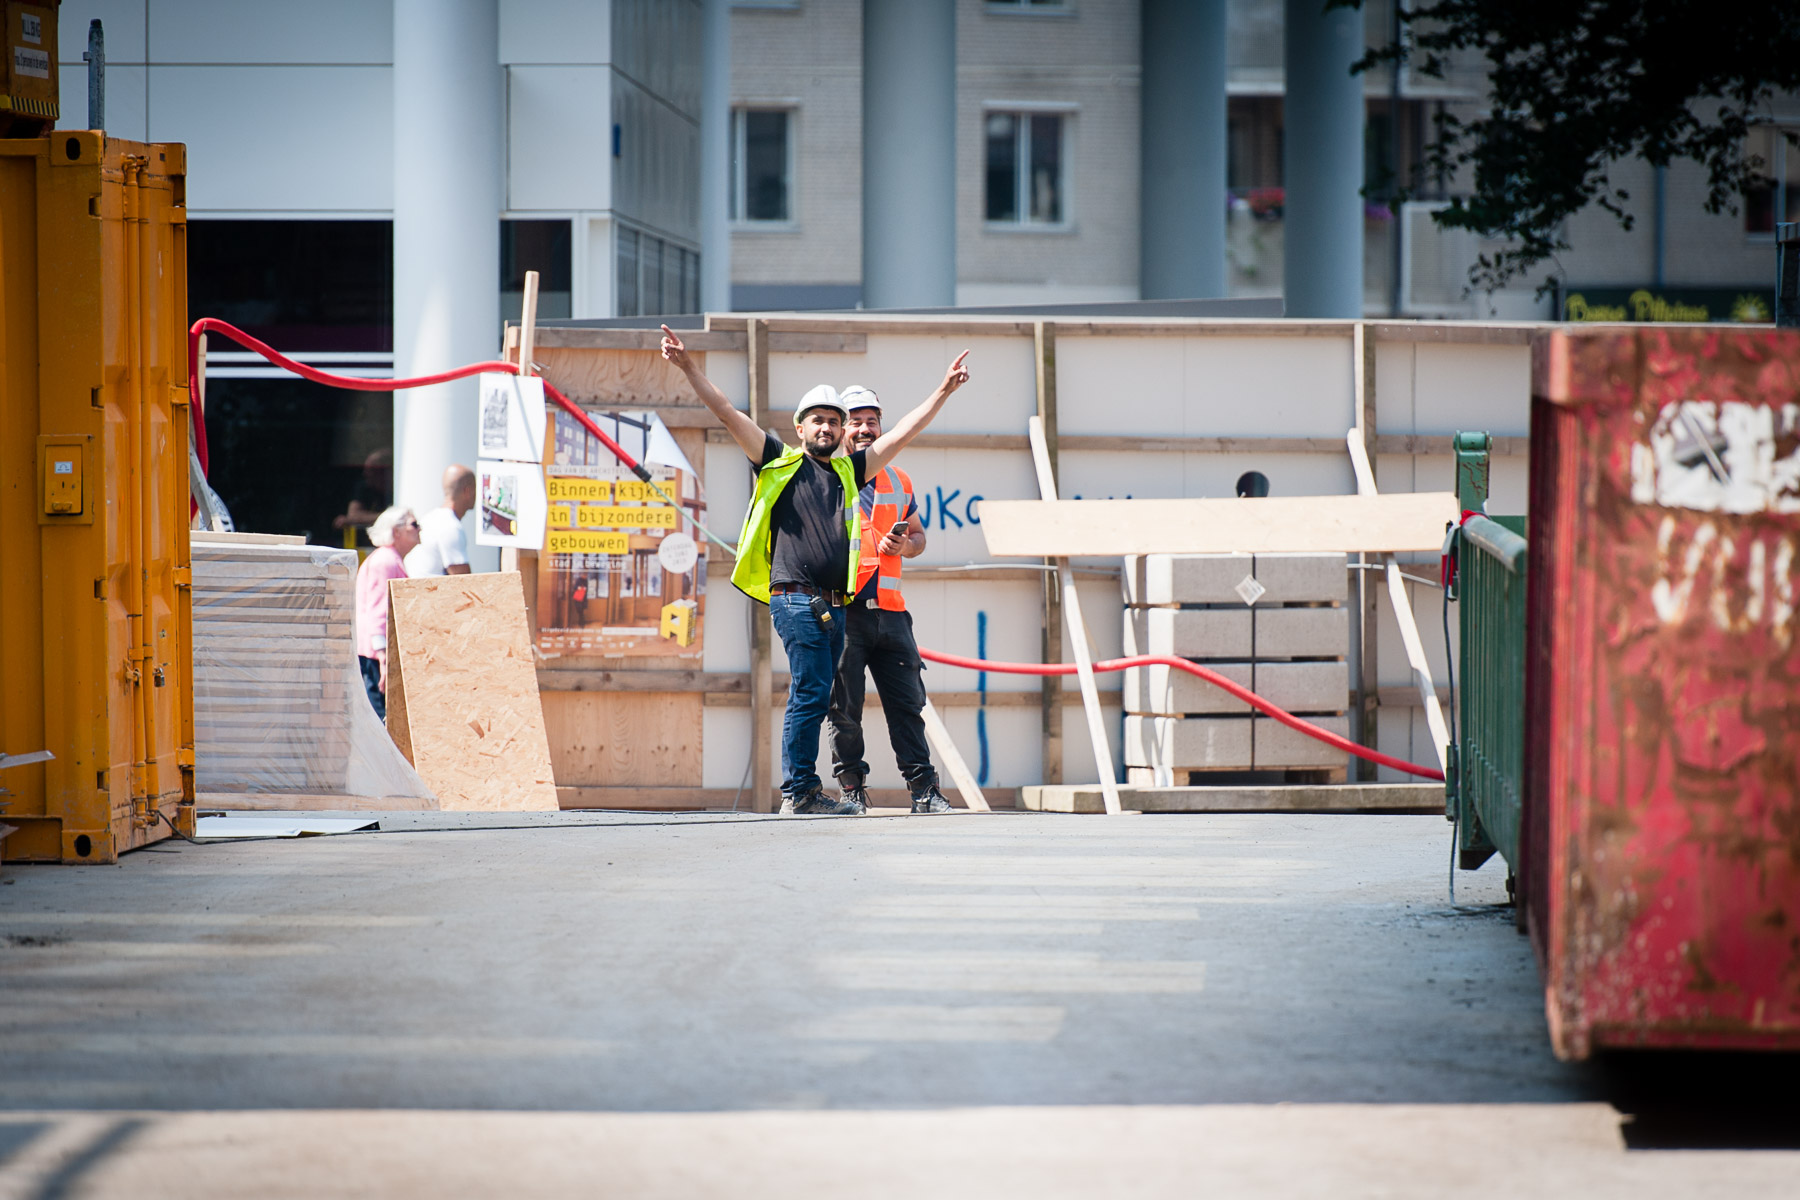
[804,435,838,459]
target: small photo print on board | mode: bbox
[475,459,548,549]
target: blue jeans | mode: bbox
[770,592,846,797]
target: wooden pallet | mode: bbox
[1122,551,1350,780]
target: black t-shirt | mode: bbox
[753,432,868,591]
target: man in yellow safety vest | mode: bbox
[660,326,972,815]
[826,386,951,814]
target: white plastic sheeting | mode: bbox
[191,538,433,805]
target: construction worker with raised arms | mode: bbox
[659,326,972,815]
[826,386,952,814]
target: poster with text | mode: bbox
[533,409,707,662]
[474,459,548,549]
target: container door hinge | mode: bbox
[174,566,191,588]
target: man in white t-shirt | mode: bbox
[404,464,476,576]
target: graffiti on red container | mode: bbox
[1650,517,1797,645]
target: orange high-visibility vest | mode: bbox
[853,466,915,611]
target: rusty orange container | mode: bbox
[1525,325,1800,1059]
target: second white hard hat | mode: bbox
[839,384,880,412]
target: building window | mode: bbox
[1745,125,1800,235]
[985,111,1065,225]
[615,226,700,317]
[731,108,791,224]
[986,0,1069,11]
[187,220,396,547]
[501,219,572,323]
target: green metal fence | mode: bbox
[1452,513,1529,874]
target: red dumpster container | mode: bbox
[1525,325,1800,1060]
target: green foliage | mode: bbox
[1332,2,1800,291]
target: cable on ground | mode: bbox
[917,647,1446,782]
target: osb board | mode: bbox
[542,690,702,787]
[979,493,1461,557]
[385,572,559,812]
[536,347,704,409]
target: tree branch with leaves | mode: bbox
[1332,1,1800,292]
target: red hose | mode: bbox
[188,318,1445,783]
[186,318,654,483]
[918,647,1446,782]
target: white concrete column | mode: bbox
[700,0,732,312]
[393,0,502,564]
[1140,0,1227,299]
[862,0,956,309]
[1282,0,1364,318]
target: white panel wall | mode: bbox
[765,333,1037,434]
[500,0,612,64]
[507,66,612,211]
[57,64,147,140]
[151,66,393,211]
[146,0,392,63]
[696,324,1537,793]
[56,1,147,62]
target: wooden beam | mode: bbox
[1029,415,1121,816]
[979,492,1462,557]
[705,426,1362,454]
[554,785,1000,812]
[747,317,775,813]
[920,700,991,811]
[1374,434,1527,457]
[1354,325,1380,781]
[1348,427,1452,777]
[518,270,540,374]
[702,687,1116,709]
[1035,321,1064,787]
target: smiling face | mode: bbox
[795,407,844,458]
[846,408,882,452]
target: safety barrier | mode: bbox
[1449,515,1528,870]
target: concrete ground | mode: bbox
[1,810,1795,1198]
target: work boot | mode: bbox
[910,787,953,815]
[838,778,871,813]
[792,788,864,816]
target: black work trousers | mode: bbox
[827,604,939,794]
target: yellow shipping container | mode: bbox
[0,133,195,862]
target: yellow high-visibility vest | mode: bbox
[731,445,861,603]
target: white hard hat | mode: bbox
[839,384,880,413]
[794,384,848,422]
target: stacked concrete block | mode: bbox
[1122,552,1349,781]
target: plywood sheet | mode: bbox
[385,573,559,812]
[537,347,704,408]
[542,690,703,787]
[979,493,1461,557]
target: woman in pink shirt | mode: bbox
[355,506,420,720]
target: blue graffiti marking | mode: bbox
[936,487,964,529]
[976,610,990,786]
[965,494,983,525]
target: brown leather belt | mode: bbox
[770,582,849,605]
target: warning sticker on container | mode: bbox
[12,45,49,78]
[20,14,41,44]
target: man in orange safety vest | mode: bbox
[826,386,952,814]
